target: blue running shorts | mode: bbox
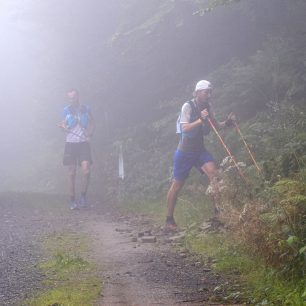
[173,149,214,181]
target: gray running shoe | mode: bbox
[79,195,87,207]
[69,200,78,210]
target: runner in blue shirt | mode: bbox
[59,89,95,210]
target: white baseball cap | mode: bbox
[195,80,212,92]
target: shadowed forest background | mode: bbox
[1,1,306,303]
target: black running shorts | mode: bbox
[63,142,93,166]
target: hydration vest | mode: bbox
[176,100,211,137]
[63,105,90,129]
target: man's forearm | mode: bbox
[181,118,203,133]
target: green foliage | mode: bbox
[239,103,306,182]
[210,37,306,119]
[248,271,306,306]
[214,167,306,278]
[269,178,306,277]
[185,230,306,305]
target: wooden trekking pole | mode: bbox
[233,121,261,175]
[207,118,249,183]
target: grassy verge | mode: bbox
[184,231,306,305]
[116,192,214,226]
[24,231,102,306]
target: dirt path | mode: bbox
[82,210,230,306]
[0,194,238,305]
[88,219,175,305]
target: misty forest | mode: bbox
[1,0,306,305]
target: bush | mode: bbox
[214,164,306,280]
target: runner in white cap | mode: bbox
[165,80,235,230]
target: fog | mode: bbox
[0,1,42,189]
[0,1,123,191]
[1,0,304,193]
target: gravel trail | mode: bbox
[0,193,239,306]
[0,193,79,305]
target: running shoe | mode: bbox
[69,200,78,210]
[164,217,178,231]
[79,194,87,207]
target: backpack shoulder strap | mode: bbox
[187,100,200,120]
[188,100,211,118]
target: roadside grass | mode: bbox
[175,195,214,226]
[26,281,101,306]
[185,232,306,305]
[117,197,165,223]
[116,192,214,227]
[24,231,102,306]
[185,233,255,274]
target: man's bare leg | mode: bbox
[68,165,77,209]
[201,161,218,182]
[68,165,77,198]
[166,179,185,228]
[80,161,91,206]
